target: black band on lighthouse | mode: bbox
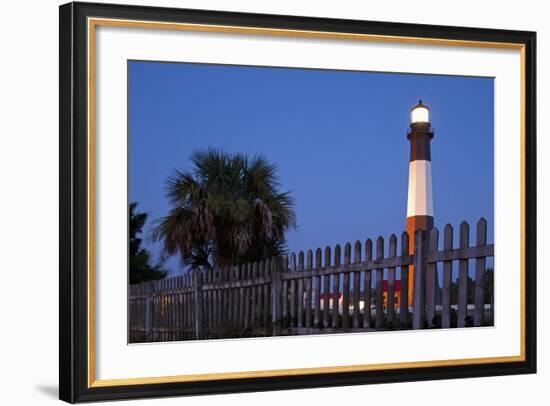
[408,119,434,162]
[408,132,433,162]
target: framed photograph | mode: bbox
[59,2,536,403]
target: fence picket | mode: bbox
[442,224,453,328]
[342,243,351,329]
[271,257,282,335]
[413,230,426,329]
[323,247,331,328]
[193,271,204,340]
[332,245,341,328]
[387,234,397,324]
[426,228,439,327]
[235,265,241,329]
[227,266,233,324]
[375,237,384,329]
[145,280,154,341]
[305,250,313,328]
[399,232,409,326]
[363,239,373,329]
[282,255,288,325]
[297,252,305,327]
[458,222,470,328]
[228,267,233,327]
[232,266,238,325]
[204,273,210,331]
[251,262,258,325]
[353,241,362,328]
[314,249,322,328]
[257,261,264,329]
[290,253,297,327]
[170,278,176,339]
[244,264,251,329]
[474,218,487,327]
[188,275,194,337]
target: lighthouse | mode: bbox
[406,100,434,305]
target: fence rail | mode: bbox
[129,218,494,343]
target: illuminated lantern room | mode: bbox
[411,100,430,124]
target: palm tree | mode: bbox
[153,148,296,271]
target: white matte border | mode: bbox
[93,22,521,380]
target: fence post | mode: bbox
[412,230,427,329]
[193,271,204,340]
[271,256,283,336]
[145,280,155,341]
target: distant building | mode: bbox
[317,280,402,313]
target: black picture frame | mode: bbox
[59,1,536,403]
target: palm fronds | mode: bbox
[153,148,296,271]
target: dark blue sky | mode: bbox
[129,61,494,275]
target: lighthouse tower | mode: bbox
[406,101,434,304]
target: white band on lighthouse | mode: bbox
[406,160,433,217]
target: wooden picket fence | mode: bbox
[129,218,494,343]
